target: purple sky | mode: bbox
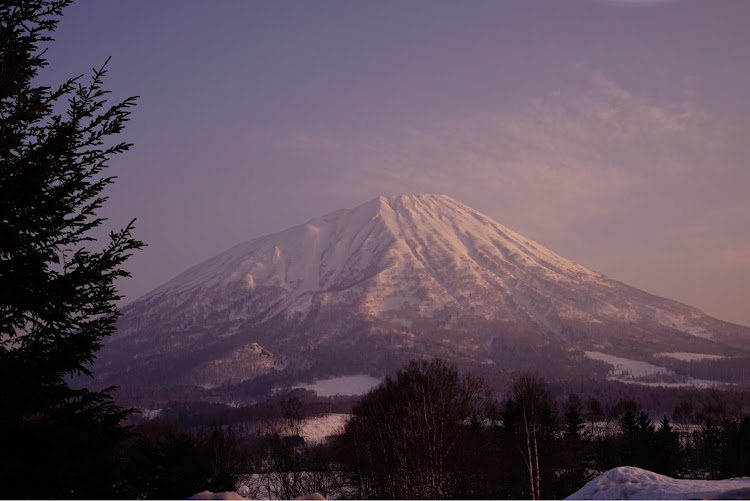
[46,0,750,327]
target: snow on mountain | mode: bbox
[95,194,750,393]
[566,466,750,500]
[134,194,608,330]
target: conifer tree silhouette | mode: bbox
[0,1,143,497]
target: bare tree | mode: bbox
[337,358,494,499]
[249,395,345,499]
[500,373,558,500]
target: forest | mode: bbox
[104,358,750,500]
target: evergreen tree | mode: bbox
[564,393,585,439]
[635,410,656,466]
[654,416,681,476]
[115,425,240,499]
[617,409,638,466]
[559,393,591,497]
[0,1,142,497]
[617,409,656,469]
[739,416,750,476]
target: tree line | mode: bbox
[106,357,750,499]
[332,358,750,499]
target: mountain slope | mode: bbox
[95,194,750,393]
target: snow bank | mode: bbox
[566,466,750,500]
[188,490,246,500]
[189,488,325,500]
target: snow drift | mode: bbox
[566,466,750,500]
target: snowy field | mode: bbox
[566,466,750,500]
[294,375,381,397]
[584,351,671,378]
[654,351,727,361]
[583,351,721,388]
[300,413,348,443]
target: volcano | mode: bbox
[94,194,750,396]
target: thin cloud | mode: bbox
[719,244,750,268]
[285,64,711,234]
[669,205,750,240]
[592,0,680,7]
[288,133,342,153]
[274,63,721,250]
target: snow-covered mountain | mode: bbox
[95,194,750,393]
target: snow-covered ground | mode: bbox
[584,351,672,379]
[294,375,381,397]
[191,486,327,500]
[189,490,246,500]
[654,351,727,361]
[300,413,348,443]
[566,466,750,500]
[198,466,750,500]
[583,351,722,388]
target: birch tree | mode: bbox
[500,373,558,500]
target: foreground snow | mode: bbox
[189,488,324,500]
[566,466,750,500]
[192,466,750,500]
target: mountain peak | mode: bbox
[140,193,600,310]
[334,193,457,229]
[371,193,468,216]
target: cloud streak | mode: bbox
[592,0,680,7]
[284,63,716,236]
